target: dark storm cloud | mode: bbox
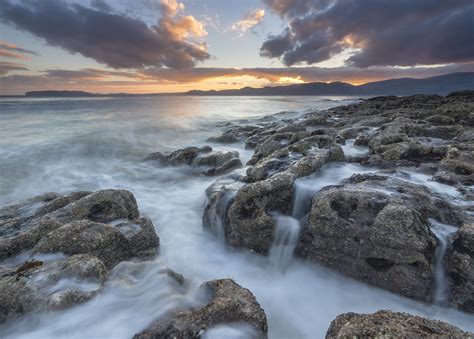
[0,0,209,70]
[261,0,474,67]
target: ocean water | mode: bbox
[1,96,473,338]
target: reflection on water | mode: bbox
[1,96,473,338]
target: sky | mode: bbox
[0,0,473,95]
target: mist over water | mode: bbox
[1,96,473,338]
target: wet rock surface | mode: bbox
[296,181,437,301]
[134,279,268,339]
[32,217,159,269]
[0,189,160,322]
[203,91,474,312]
[325,310,473,338]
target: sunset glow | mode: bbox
[0,0,473,95]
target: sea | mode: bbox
[1,96,473,338]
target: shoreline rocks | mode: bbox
[203,91,474,309]
[0,189,160,322]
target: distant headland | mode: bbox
[15,72,474,98]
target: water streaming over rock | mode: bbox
[269,163,377,271]
[268,214,301,271]
[430,219,458,305]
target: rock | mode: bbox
[0,189,140,260]
[446,223,474,313]
[145,147,242,176]
[247,132,295,165]
[344,173,465,226]
[48,189,140,224]
[203,176,244,240]
[207,132,240,144]
[436,150,474,185]
[0,254,107,322]
[193,151,239,167]
[32,217,160,269]
[353,133,369,146]
[325,310,472,338]
[134,279,268,339]
[209,125,263,145]
[203,158,242,176]
[144,146,212,165]
[426,115,456,125]
[296,185,438,301]
[227,173,294,253]
[245,145,343,183]
[276,123,306,133]
[368,139,447,167]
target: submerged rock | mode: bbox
[325,310,472,338]
[0,254,107,322]
[134,279,268,339]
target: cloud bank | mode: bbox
[261,0,474,67]
[0,0,209,69]
[2,63,473,95]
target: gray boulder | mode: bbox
[134,279,268,339]
[325,310,472,338]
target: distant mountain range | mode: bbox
[22,72,474,98]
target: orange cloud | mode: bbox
[0,41,38,60]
